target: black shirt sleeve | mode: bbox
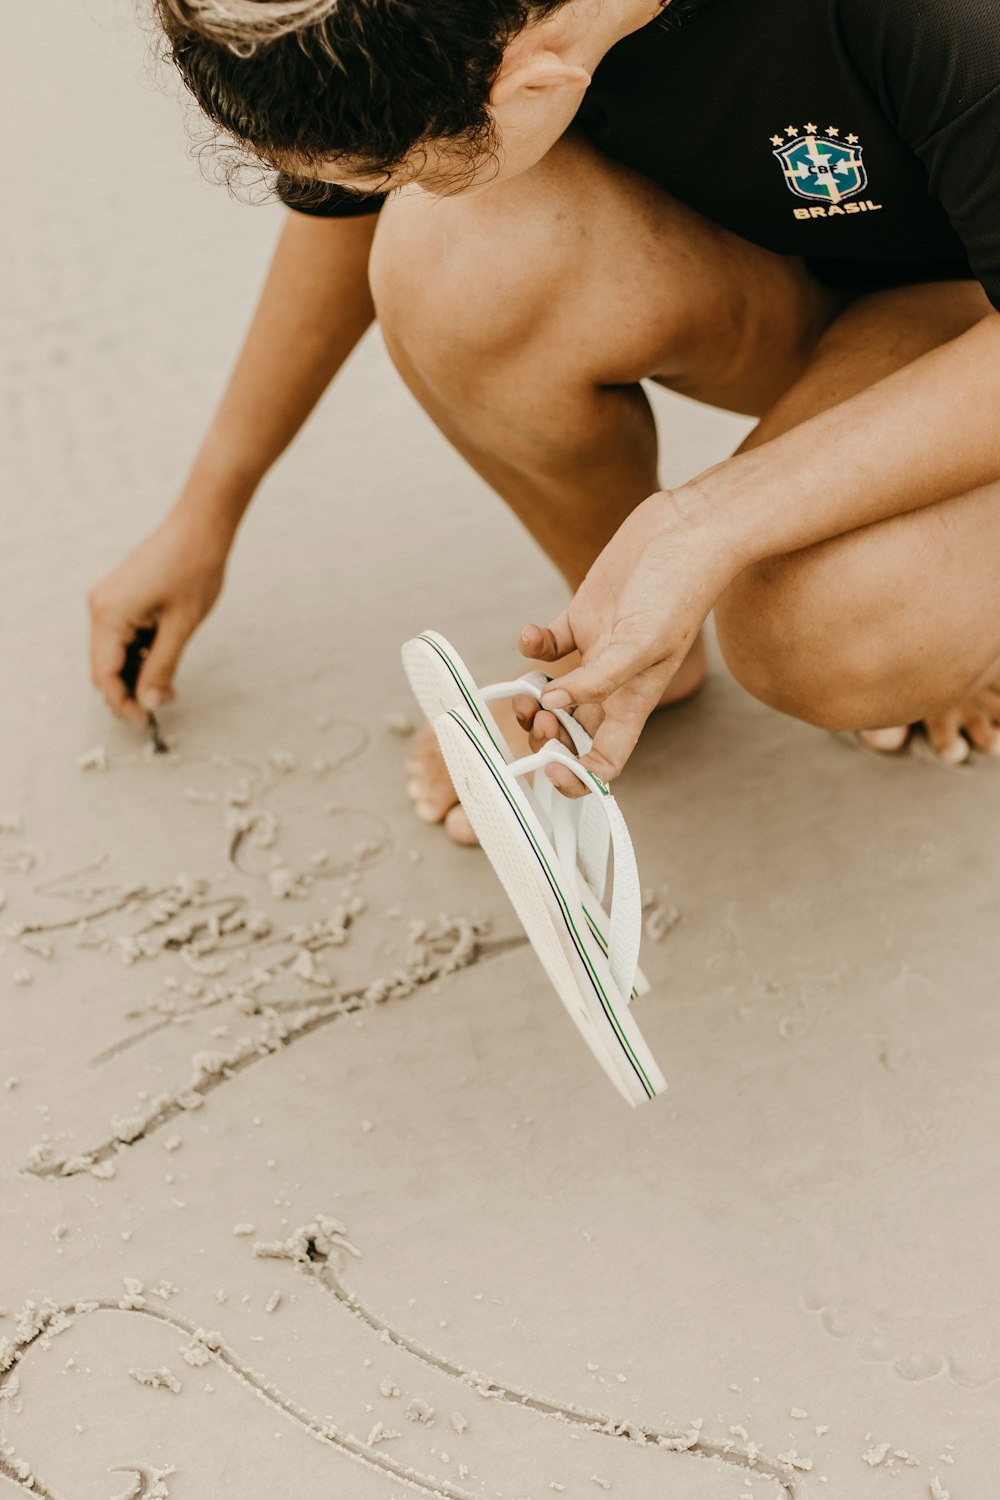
[839,0,1000,309]
[275,171,386,219]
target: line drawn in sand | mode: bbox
[250,1215,806,1497]
[22,914,524,1179]
[106,1465,174,1500]
[6,740,799,1496]
[0,1295,479,1500]
[0,1226,803,1500]
[11,725,525,1179]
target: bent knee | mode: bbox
[715,555,912,731]
[369,137,598,383]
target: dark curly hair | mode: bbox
[156,0,573,205]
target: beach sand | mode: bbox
[2,5,998,1496]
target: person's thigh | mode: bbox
[370,130,842,419]
[715,280,1000,729]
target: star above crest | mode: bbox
[772,124,862,147]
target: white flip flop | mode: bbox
[431,706,666,1105]
[401,630,650,1000]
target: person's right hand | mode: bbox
[88,510,232,727]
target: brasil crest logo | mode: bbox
[771,124,866,205]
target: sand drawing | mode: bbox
[0,1244,802,1500]
[0,1294,482,1500]
[107,1467,174,1500]
[22,915,520,1179]
[6,730,528,1179]
[0,734,799,1500]
[21,894,512,1179]
[250,1215,806,1495]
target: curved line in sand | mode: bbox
[22,930,525,1180]
[253,1229,803,1499]
[0,1300,477,1500]
[0,1289,801,1500]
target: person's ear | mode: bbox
[491,52,592,108]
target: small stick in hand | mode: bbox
[120,627,169,755]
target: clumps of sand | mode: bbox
[0,816,35,878]
[642,885,681,943]
[180,1340,212,1368]
[660,1417,704,1453]
[383,711,416,737]
[0,1439,34,1488]
[24,909,490,1179]
[366,1420,401,1446]
[9,864,280,979]
[109,1466,175,1500]
[77,745,109,771]
[253,1215,362,1268]
[862,1437,920,1469]
[775,1449,812,1472]
[128,1365,182,1393]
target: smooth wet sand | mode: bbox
[2,5,999,1497]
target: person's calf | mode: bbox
[716,554,1000,758]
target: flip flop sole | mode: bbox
[402,631,507,758]
[435,708,666,1105]
[402,632,650,1000]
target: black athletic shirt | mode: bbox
[280,0,1000,309]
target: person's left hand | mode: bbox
[517,488,741,795]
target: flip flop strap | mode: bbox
[486,674,611,903]
[506,744,641,999]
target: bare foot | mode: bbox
[404,633,708,846]
[858,684,1000,764]
[404,702,523,847]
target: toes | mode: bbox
[859,726,911,753]
[408,768,460,821]
[413,797,452,824]
[979,688,1000,723]
[405,722,460,821]
[404,722,439,777]
[924,710,971,764]
[960,705,1000,757]
[444,804,480,847]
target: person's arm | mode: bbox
[683,310,1000,561]
[89,209,377,723]
[524,310,1000,784]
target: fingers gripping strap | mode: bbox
[518,673,611,903]
[506,745,642,1000]
[539,770,610,914]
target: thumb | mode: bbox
[134,614,189,709]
